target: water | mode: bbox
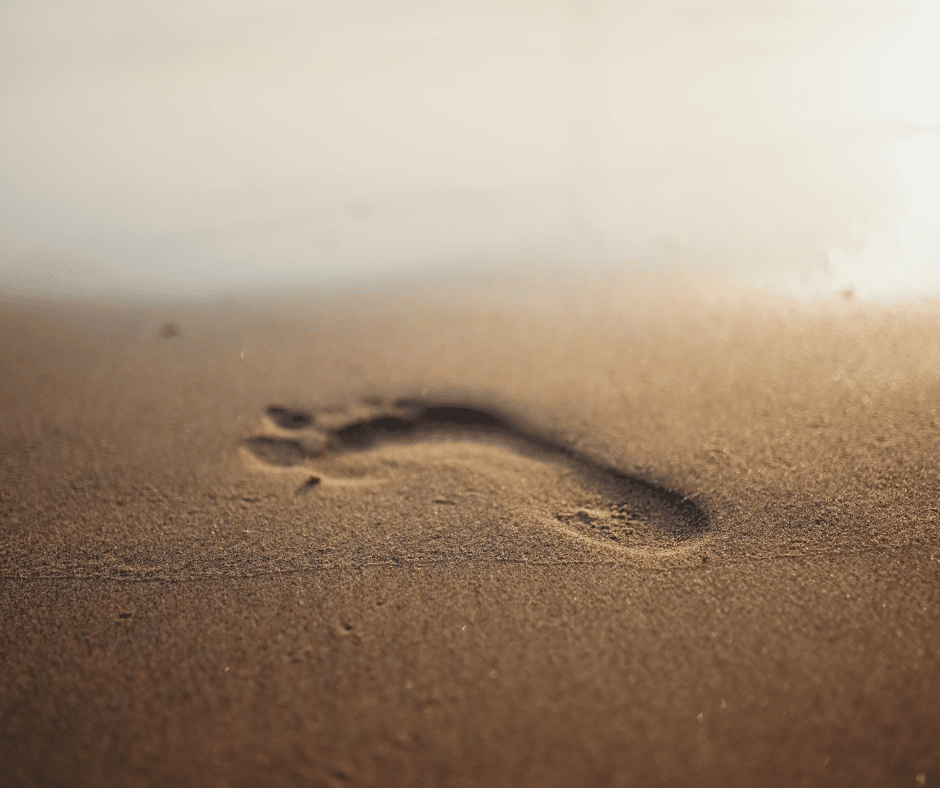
[1,0,938,301]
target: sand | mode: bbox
[1,272,938,787]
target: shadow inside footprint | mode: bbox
[243,398,708,546]
[266,406,313,430]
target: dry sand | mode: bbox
[1,272,938,787]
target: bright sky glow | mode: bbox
[905,0,940,126]
[0,0,938,301]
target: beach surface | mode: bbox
[1,274,939,786]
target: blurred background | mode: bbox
[1,0,938,301]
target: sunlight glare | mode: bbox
[905,0,940,126]
[822,134,940,302]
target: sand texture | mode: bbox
[1,274,939,787]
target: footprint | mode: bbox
[242,436,310,467]
[241,397,707,550]
[265,405,313,430]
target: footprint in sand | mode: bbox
[240,398,707,552]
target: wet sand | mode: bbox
[1,273,938,786]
